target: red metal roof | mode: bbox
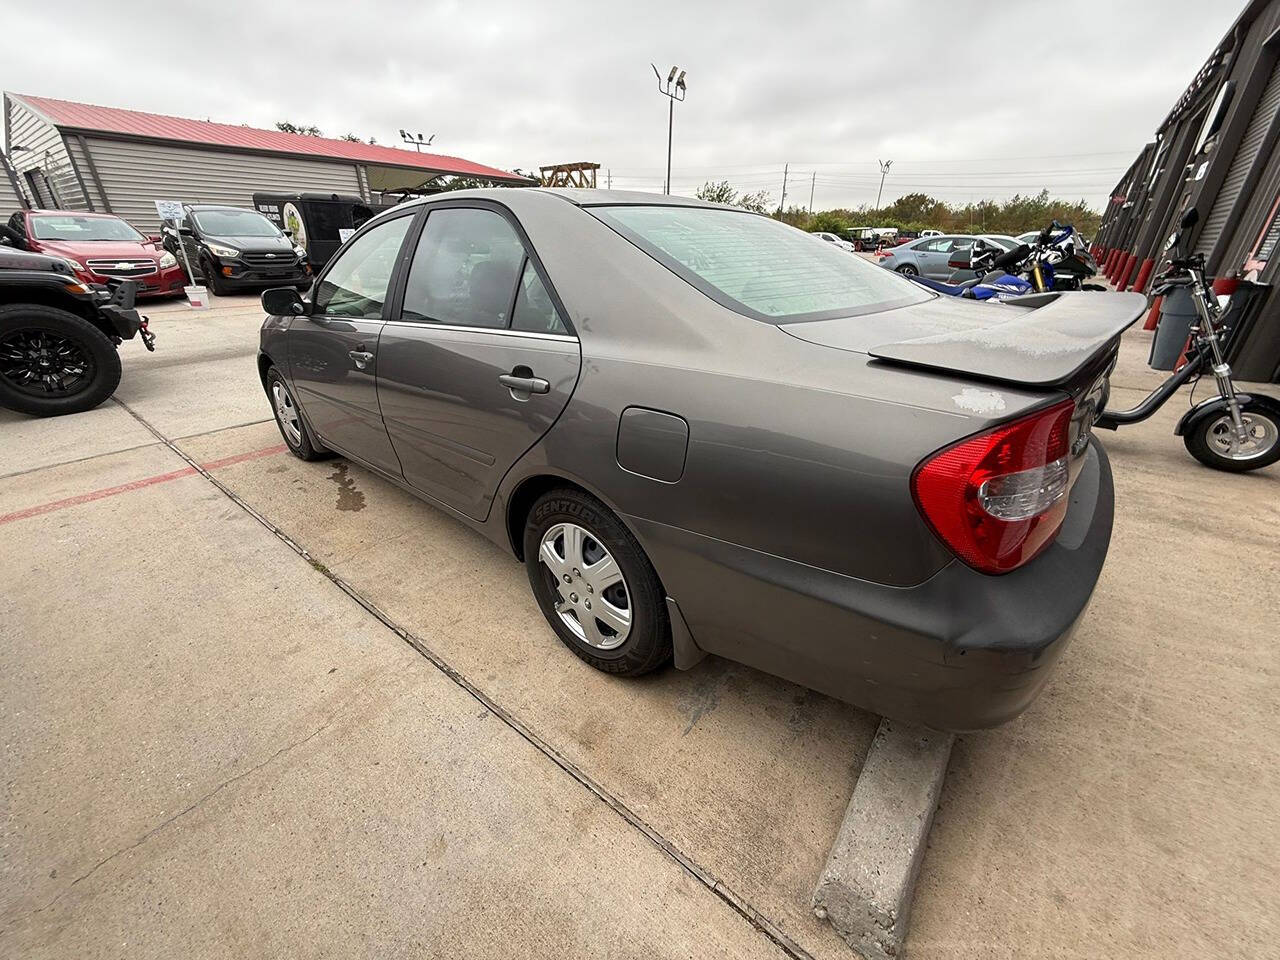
[12,93,530,184]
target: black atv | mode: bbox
[0,243,156,416]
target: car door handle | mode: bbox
[498,374,550,395]
[349,350,374,370]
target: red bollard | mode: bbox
[1143,295,1162,331]
[1117,253,1138,291]
[1102,250,1116,278]
[1131,258,1155,294]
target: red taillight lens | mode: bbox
[911,398,1076,575]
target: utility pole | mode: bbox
[779,163,789,218]
[875,158,893,210]
[808,171,815,212]
[651,64,687,195]
[607,168,612,189]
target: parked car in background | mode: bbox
[880,233,1020,279]
[257,188,1131,729]
[812,231,856,252]
[3,210,185,299]
[0,243,155,416]
[162,204,312,296]
[920,229,943,238]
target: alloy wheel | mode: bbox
[538,522,632,650]
[1207,412,1279,461]
[0,328,96,398]
[272,379,302,446]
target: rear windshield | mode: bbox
[30,215,144,242]
[593,205,931,322]
[192,209,281,238]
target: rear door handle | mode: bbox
[349,349,374,370]
[498,374,550,395]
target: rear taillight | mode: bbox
[911,398,1075,575]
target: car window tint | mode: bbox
[313,215,412,319]
[402,209,525,328]
[596,205,930,321]
[511,259,568,335]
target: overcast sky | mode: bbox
[5,0,1242,210]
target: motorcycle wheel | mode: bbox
[1183,400,1280,472]
[0,304,122,416]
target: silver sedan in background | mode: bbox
[879,234,1021,280]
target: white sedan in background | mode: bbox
[811,231,856,252]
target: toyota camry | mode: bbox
[258,189,1143,729]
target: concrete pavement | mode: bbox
[2,291,1278,958]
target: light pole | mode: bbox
[651,64,687,195]
[875,158,893,210]
[399,129,435,152]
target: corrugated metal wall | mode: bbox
[4,96,88,211]
[82,137,361,230]
[0,156,24,214]
[1196,55,1280,258]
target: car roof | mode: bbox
[26,209,122,219]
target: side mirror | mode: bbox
[1180,208,1199,230]
[178,225,194,237]
[262,287,307,317]
[147,234,163,243]
[283,229,294,238]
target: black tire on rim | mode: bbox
[0,304,122,416]
[265,365,331,461]
[202,256,228,296]
[523,487,671,676]
[1183,400,1280,472]
[896,264,918,276]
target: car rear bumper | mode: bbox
[628,438,1115,730]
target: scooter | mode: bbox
[1095,208,1280,472]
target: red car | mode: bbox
[4,210,187,298]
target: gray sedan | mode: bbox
[258,189,1141,729]
[880,234,1021,279]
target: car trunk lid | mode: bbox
[779,290,1146,388]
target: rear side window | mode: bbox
[511,259,568,334]
[593,205,931,322]
[402,208,525,328]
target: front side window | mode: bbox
[30,215,144,242]
[401,208,525,328]
[594,205,931,322]
[313,215,412,319]
[191,208,282,238]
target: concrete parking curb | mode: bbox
[812,719,954,960]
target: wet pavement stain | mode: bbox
[328,462,366,512]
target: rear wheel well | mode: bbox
[506,475,590,561]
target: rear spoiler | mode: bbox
[868,291,1147,388]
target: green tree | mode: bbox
[276,121,323,137]
[695,180,774,214]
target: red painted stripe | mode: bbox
[0,443,287,526]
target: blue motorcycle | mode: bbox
[907,241,1034,301]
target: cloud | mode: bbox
[5,0,1240,209]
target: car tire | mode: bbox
[523,487,672,676]
[266,365,332,461]
[202,256,228,296]
[896,264,918,276]
[0,304,122,416]
[1183,399,1280,472]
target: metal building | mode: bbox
[2,93,532,231]
[1095,0,1280,382]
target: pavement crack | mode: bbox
[6,718,333,932]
